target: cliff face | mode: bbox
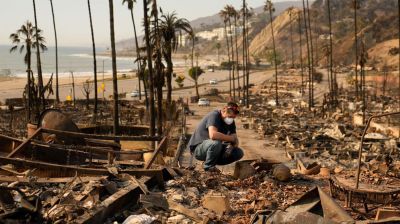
[249,0,399,68]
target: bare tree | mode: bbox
[265,0,279,105]
[109,0,120,137]
[82,80,93,110]
[143,0,156,137]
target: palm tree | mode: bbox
[288,7,295,68]
[225,5,236,100]
[122,0,142,100]
[215,42,221,64]
[87,0,98,122]
[108,0,120,136]
[298,12,304,95]
[231,7,241,99]
[306,0,314,107]
[302,0,312,110]
[150,0,163,135]
[219,9,232,98]
[157,12,192,108]
[32,0,45,110]
[191,33,200,99]
[10,22,47,122]
[49,0,59,104]
[265,0,279,106]
[398,0,400,111]
[241,2,247,101]
[245,6,253,108]
[10,21,35,122]
[327,0,335,103]
[352,0,360,99]
[143,0,156,137]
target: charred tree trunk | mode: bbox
[143,0,155,138]
[50,0,59,105]
[88,0,98,122]
[108,0,120,137]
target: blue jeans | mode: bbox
[193,139,244,170]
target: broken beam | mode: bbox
[0,156,164,178]
[145,136,167,169]
[6,127,42,158]
[41,128,162,141]
[76,175,167,224]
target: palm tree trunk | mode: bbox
[302,0,312,110]
[298,14,304,95]
[224,22,232,98]
[354,0,359,100]
[245,17,251,108]
[32,0,45,113]
[88,0,98,122]
[306,0,314,107]
[234,15,241,99]
[130,8,142,100]
[71,72,76,106]
[143,0,156,136]
[152,0,163,135]
[108,0,120,137]
[192,37,200,99]
[269,7,279,106]
[27,43,32,122]
[398,0,400,111]
[327,0,335,103]
[290,11,294,68]
[228,18,236,101]
[242,0,247,103]
[50,0,59,105]
[166,47,173,111]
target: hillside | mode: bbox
[190,1,305,30]
[115,1,306,52]
[249,0,399,68]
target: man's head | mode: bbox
[221,102,239,124]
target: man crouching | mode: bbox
[188,102,244,172]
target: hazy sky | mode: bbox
[0,0,292,47]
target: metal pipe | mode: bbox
[355,111,400,189]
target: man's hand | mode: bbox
[231,134,239,147]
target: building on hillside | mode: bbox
[177,23,252,45]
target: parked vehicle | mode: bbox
[209,79,218,85]
[198,98,210,106]
[130,90,139,97]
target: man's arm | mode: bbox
[208,126,236,142]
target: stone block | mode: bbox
[375,207,400,221]
[202,192,231,215]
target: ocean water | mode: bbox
[0,45,137,78]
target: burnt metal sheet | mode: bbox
[286,186,353,223]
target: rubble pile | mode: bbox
[163,169,316,223]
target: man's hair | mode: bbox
[225,102,239,115]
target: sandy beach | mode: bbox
[0,57,228,103]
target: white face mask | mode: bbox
[224,117,234,125]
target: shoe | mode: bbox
[205,167,221,173]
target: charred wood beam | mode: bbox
[7,128,42,158]
[144,136,167,169]
[76,175,167,224]
[41,128,162,141]
[0,156,165,178]
[31,140,153,155]
[0,176,107,184]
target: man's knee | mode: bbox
[205,139,223,151]
[233,147,244,161]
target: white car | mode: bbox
[198,98,210,106]
[209,79,218,85]
[130,90,139,97]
